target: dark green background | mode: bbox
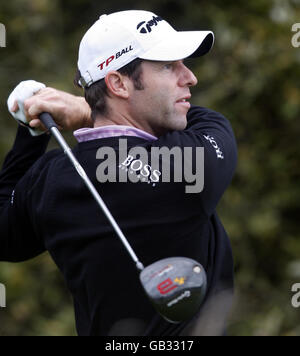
[0,0,300,336]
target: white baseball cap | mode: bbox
[78,10,214,88]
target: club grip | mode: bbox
[39,112,58,130]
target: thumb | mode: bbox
[28,104,41,116]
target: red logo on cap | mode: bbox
[97,46,134,72]
[98,56,115,71]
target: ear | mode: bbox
[105,71,129,99]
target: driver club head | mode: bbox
[140,257,207,323]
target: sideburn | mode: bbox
[131,66,145,91]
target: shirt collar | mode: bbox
[74,125,158,143]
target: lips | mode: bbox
[176,95,191,103]
[175,95,191,110]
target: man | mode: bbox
[0,10,237,335]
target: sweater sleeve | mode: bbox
[0,125,50,262]
[187,106,238,216]
[154,105,238,217]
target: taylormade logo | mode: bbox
[0,23,6,47]
[137,16,163,34]
[95,139,204,193]
[0,283,6,307]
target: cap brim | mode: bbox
[139,31,214,61]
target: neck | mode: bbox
[94,110,156,136]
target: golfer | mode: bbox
[0,10,237,336]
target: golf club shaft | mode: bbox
[39,112,144,271]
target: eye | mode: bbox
[163,63,173,70]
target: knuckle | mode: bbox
[45,87,57,96]
[23,98,32,111]
[58,104,67,117]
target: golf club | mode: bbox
[38,112,207,323]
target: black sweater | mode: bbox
[0,106,237,336]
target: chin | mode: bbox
[173,116,187,131]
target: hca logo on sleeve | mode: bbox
[0,23,6,47]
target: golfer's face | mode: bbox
[130,60,198,136]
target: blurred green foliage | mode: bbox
[0,0,300,336]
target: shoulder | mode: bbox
[28,148,63,182]
[187,105,234,134]
[187,105,229,122]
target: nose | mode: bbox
[178,62,198,87]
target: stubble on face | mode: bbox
[129,61,190,136]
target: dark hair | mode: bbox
[74,58,144,121]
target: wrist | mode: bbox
[78,96,93,128]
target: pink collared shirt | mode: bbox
[74,125,158,143]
